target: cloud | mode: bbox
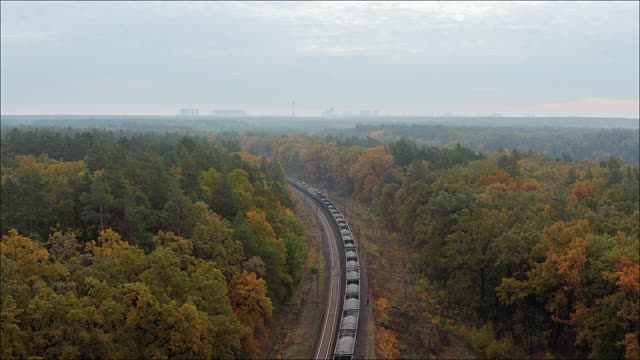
[1,1,638,116]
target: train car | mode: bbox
[342,234,353,244]
[334,329,356,360]
[346,269,359,282]
[341,313,358,330]
[346,283,359,295]
[346,259,358,270]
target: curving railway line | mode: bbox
[288,177,361,360]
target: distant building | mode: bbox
[178,108,200,116]
[322,108,378,117]
[359,110,379,117]
[212,109,246,116]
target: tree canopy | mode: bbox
[1,129,308,358]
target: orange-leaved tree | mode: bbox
[349,146,394,202]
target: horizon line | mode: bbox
[2,113,639,120]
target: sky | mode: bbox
[1,1,639,117]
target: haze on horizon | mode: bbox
[1,1,638,118]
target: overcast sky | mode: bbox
[1,1,638,117]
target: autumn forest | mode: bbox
[1,122,639,359]
[1,129,307,358]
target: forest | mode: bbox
[1,124,638,359]
[242,133,639,359]
[3,115,638,164]
[324,123,640,165]
[0,129,308,358]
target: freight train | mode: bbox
[287,177,360,360]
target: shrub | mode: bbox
[469,324,515,359]
[469,324,497,356]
